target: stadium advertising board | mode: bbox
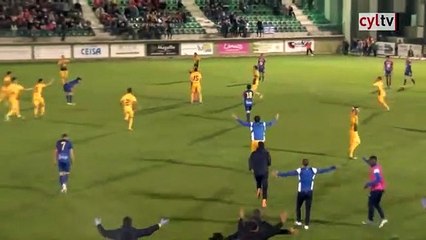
[376,42,395,56]
[252,41,284,53]
[284,40,314,53]
[397,44,422,58]
[180,42,214,55]
[146,43,179,56]
[110,44,145,58]
[0,46,32,60]
[34,45,71,60]
[73,44,109,59]
[217,42,249,55]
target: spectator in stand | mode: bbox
[256,19,263,37]
[287,5,295,18]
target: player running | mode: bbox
[383,56,393,88]
[63,77,82,105]
[0,71,12,105]
[233,113,279,152]
[58,55,70,84]
[120,87,138,131]
[55,133,75,193]
[403,57,415,87]
[373,76,390,111]
[32,78,54,118]
[5,77,31,121]
[252,65,263,98]
[257,53,266,82]
[348,106,360,159]
[243,84,254,122]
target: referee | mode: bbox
[273,159,336,230]
[249,142,271,208]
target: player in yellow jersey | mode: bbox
[193,52,200,69]
[190,68,203,104]
[120,88,137,131]
[0,71,12,104]
[5,77,31,121]
[32,78,54,118]
[348,106,361,159]
[58,55,70,84]
[252,65,263,98]
[373,76,390,111]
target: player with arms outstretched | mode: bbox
[63,77,82,105]
[252,65,263,98]
[383,56,393,88]
[0,71,12,105]
[190,68,203,104]
[55,133,75,193]
[373,77,390,111]
[243,84,254,122]
[58,55,70,84]
[403,57,415,87]
[120,87,137,131]
[349,106,361,159]
[257,53,266,82]
[233,113,279,152]
[32,78,54,118]
[5,77,31,121]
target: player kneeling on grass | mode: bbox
[95,216,169,240]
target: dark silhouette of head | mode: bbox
[127,88,132,93]
[246,220,259,232]
[122,216,132,227]
[246,84,251,90]
[368,155,378,167]
[254,116,261,122]
[252,209,261,220]
[302,158,309,167]
[257,142,265,151]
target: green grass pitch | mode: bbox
[0,56,425,240]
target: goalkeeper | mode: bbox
[95,216,169,239]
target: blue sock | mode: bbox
[59,175,64,185]
[64,175,69,184]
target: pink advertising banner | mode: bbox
[217,42,249,54]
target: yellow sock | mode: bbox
[190,93,194,103]
[349,142,359,158]
[34,107,38,117]
[40,106,45,116]
[128,117,133,130]
[198,92,203,103]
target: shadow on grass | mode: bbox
[138,158,247,175]
[181,113,229,122]
[0,184,55,197]
[209,103,242,114]
[46,119,104,128]
[170,216,236,224]
[150,80,188,86]
[226,83,248,88]
[268,147,337,158]
[137,102,188,116]
[309,219,360,227]
[142,94,184,102]
[319,100,374,110]
[394,127,426,134]
[189,125,240,145]
[361,111,384,125]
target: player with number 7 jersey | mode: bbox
[55,133,74,193]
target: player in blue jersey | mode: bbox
[383,56,393,88]
[54,133,75,193]
[243,84,254,122]
[403,57,415,86]
[258,53,266,82]
[63,77,82,105]
[233,113,279,152]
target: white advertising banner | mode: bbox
[34,45,71,59]
[284,39,315,53]
[0,46,32,60]
[110,44,145,58]
[376,42,395,56]
[180,42,214,55]
[397,44,422,57]
[252,41,283,53]
[73,44,109,59]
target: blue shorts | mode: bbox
[63,85,72,93]
[384,70,392,76]
[258,67,265,73]
[58,161,71,173]
[244,104,253,111]
[404,71,412,77]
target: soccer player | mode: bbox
[190,67,202,104]
[63,77,82,105]
[362,155,388,228]
[349,106,360,159]
[5,77,31,121]
[54,133,75,193]
[58,55,70,84]
[274,159,336,230]
[403,57,415,86]
[383,56,393,88]
[249,142,271,208]
[0,71,12,104]
[193,52,200,69]
[257,53,266,82]
[252,65,263,98]
[120,87,137,131]
[32,78,54,118]
[243,84,254,122]
[373,76,390,111]
[232,113,279,152]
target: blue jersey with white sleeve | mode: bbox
[243,89,254,111]
[405,60,412,76]
[277,166,336,192]
[56,138,73,163]
[237,119,276,141]
[63,78,80,92]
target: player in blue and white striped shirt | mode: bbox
[233,113,279,152]
[274,159,336,230]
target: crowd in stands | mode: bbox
[93,0,188,39]
[0,0,92,38]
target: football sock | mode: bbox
[246,113,250,122]
[412,79,415,84]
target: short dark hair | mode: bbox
[254,116,261,122]
[38,78,43,83]
[127,88,132,93]
[11,77,16,81]
[302,158,309,166]
[193,67,198,72]
[257,142,265,150]
[369,155,377,161]
[123,216,132,227]
[6,71,11,75]
[61,133,68,138]
[246,84,252,90]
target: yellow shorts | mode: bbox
[378,96,385,103]
[251,140,262,152]
[191,83,201,93]
[60,70,69,79]
[33,97,45,107]
[124,107,134,118]
[349,131,361,145]
[8,99,20,114]
[252,84,259,91]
